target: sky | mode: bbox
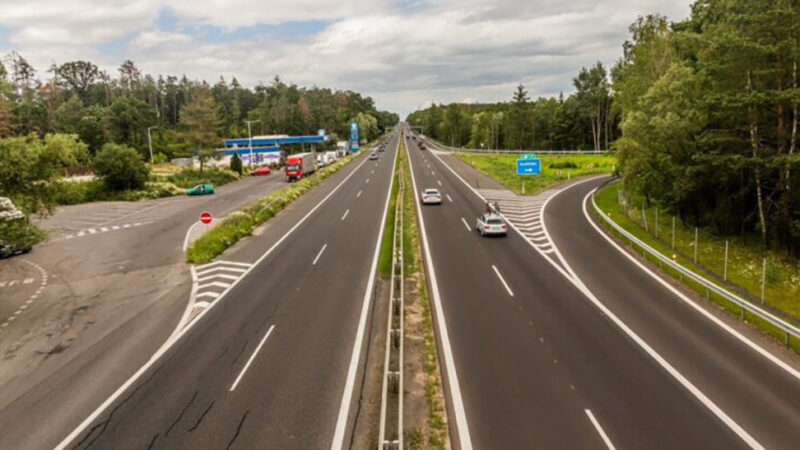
[0,1,692,118]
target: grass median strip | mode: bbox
[185,154,357,264]
[399,139,449,449]
[455,152,615,195]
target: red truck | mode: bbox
[284,153,317,182]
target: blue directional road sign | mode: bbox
[516,154,541,175]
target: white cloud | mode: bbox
[131,30,191,49]
[0,0,693,117]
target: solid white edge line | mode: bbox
[312,243,328,265]
[460,217,471,232]
[182,221,200,252]
[341,209,350,221]
[427,145,762,450]
[407,134,473,450]
[330,134,399,449]
[491,265,514,297]
[57,146,375,450]
[585,409,616,450]
[229,325,276,391]
[583,188,800,382]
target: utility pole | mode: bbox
[246,120,260,169]
[147,126,158,164]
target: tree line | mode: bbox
[406,63,615,151]
[614,0,800,255]
[0,53,399,160]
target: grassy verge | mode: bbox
[186,154,357,263]
[594,182,800,353]
[400,139,449,449]
[455,152,615,195]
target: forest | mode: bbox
[0,54,398,159]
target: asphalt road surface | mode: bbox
[51,134,399,449]
[406,132,800,450]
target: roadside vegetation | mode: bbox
[185,154,357,263]
[455,152,616,195]
[595,182,800,354]
[378,146,399,277]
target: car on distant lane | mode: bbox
[251,166,271,176]
[186,184,215,196]
[476,212,507,236]
[421,188,442,205]
[369,152,379,160]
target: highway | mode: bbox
[405,132,800,449]
[48,133,398,449]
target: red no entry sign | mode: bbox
[199,212,213,225]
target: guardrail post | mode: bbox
[694,227,698,263]
[642,204,648,232]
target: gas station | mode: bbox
[219,133,330,166]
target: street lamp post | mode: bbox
[147,126,158,164]
[246,120,260,169]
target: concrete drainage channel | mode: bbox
[378,159,405,449]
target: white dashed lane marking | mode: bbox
[63,222,151,240]
[0,260,48,332]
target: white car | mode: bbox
[476,212,507,236]
[421,188,442,205]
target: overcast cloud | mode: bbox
[0,0,692,117]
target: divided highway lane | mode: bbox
[57,135,399,449]
[405,136,748,449]
[546,177,800,449]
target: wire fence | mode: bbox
[596,184,800,347]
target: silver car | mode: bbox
[476,213,507,236]
[421,188,442,205]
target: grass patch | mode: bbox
[186,154,357,263]
[594,182,800,353]
[401,138,449,449]
[455,152,616,195]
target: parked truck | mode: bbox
[285,153,316,182]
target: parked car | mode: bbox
[0,197,35,258]
[251,166,271,176]
[421,188,442,205]
[186,184,215,195]
[476,212,507,236]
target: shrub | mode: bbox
[548,160,578,169]
[153,153,169,164]
[93,144,150,191]
[167,167,238,188]
[230,153,243,175]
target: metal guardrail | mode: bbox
[414,135,608,155]
[591,186,800,346]
[378,148,405,449]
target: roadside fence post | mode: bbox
[761,258,766,304]
[642,204,648,232]
[672,217,676,250]
[723,241,729,281]
[694,227,698,263]
[655,208,659,239]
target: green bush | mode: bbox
[152,153,169,164]
[230,153,243,176]
[548,161,578,169]
[93,143,150,191]
[167,167,239,189]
